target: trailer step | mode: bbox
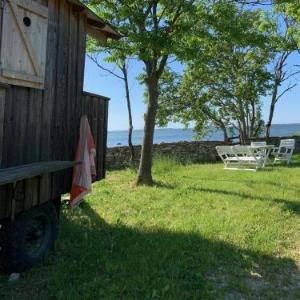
[0,161,77,186]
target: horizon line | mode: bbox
[108,122,300,133]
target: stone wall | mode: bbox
[106,141,225,169]
[106,135,300,169]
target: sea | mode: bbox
[107,123,300,148]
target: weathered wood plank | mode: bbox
[0,161,76,186]
[0,0,49,88]
[99,100,105,178]
[14,181,24,216]
[15,88,29,165]
[51,0,70,197]
[0,0,109,218]
[2,88,15,168]
[103,98,109,178]
[0,0,3,53]
[39,174,50,205]
[40,0,58,161]
[2,69,44,84]
[16,0,48,18]
[0,186,8,217]
[0,88,6,168]
[76,11,86,117]
[81,94,109,181]
[24,178,38,210]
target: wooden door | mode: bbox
[0,0,48,89]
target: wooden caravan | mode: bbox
[0,0,119,272]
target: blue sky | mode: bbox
[83,52,300,132]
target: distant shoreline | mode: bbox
[108,123,300,133]
[107,124,300,148]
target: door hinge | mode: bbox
[0,1,4,9]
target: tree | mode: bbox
[265,51,300,138]
[263,13,300,137]
[276,2,300,46]
[235,2,300,137]
[236,1,300,45]
[88,0,198,185]
[158,4,273,144]
[87,49,136,162]
[157,69,233,143]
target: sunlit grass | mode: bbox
[1,156,300,299]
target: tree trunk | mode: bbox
[250,102,256,137]
[266,52,291,138]
[266,85,278,139]
[236,97,247,144]
[122,64,135,163]
[222,126,229,144]
[136,76,159,185]
[245,106,250,139]
[239,120,247,145]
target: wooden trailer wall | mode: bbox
[0,0,109,219]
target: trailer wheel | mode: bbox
[0,202,58,272]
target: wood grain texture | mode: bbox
[0,88,5,168]
[15,0,48,18]
[0,0,109,219]
[0,161,75,185]
[0,0,49,88]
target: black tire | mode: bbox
[0,201,58,273]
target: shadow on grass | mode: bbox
[1,203,299,299]
[186,175,300,194]
[276,161,300,169]
[152,180,176,189]
[189,186,300,215]
[107,162,139,172]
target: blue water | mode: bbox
[107,124,300,148]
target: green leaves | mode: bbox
[157,3,274,141]
[87,1,198,70]
[86,0,298,144]
[276,1,300,47]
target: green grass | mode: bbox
[1,156,300,299]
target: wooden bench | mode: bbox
[0,161,77,220]
[0,161,77,186]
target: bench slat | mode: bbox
[0,161,76,186]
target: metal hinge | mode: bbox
[0,0,4,9]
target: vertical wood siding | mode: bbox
[81,92,109,182]
[0,0,109,218]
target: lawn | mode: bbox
[1,157,300,299]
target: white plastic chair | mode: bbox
[272,139,295,165]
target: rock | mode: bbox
[250,271,263,278]
[8,273,20,282]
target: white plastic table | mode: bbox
[250,145,275,167]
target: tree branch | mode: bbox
[276,83,297,102]
[157,55,169,77]
[282,70,300,82]
[88,54,124,80]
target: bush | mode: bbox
[292,131,300,137]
